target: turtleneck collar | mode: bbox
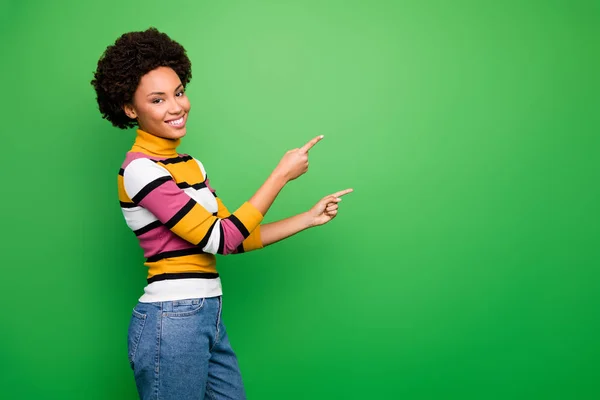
[131,129,181,157]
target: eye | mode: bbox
[152,98,163,104]
[176,91,185,97]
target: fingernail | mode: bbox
[336,198,341,201]
[320,135,324,138]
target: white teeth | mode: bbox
[167,117,184,126]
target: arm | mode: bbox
[210,170,297,251]
[247,171,288,216]
[206,173,312,254]
[260,188,355,247]
[260,212,313,247]
[122,136,325,255]
[122,138,323,257]
[210,186,310,251]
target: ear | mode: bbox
[123,103,137,119]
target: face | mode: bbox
[124,66,191,139]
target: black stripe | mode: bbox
[177,181,207,190]
[118,168,124,176]
[196,219,219,249]
[146,247,207,263]
[226,214,250,238]
[133,220,163,236]
[120,201,137,208]
[235,243,245,254]
[165,198,196,229]
[212,191,218,198]
[217,223,225,255]
[147,272,219,284]
[131,176,171,204]
[159,155,193,165]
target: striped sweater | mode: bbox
[118,129,264,302]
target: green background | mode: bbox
[1,0,599,398]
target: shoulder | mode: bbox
[121,153,171,189]
[187,155,208,180]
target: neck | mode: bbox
[131,129,180,157]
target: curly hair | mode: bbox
[91,27,192,129]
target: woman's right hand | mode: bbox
[274,135,324,182]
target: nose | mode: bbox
[168,98,184,115]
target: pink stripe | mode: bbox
[137,225,196,258]
[205,177,216,193]
[139,181,192,222]
[220,218,245,255]
[122,152,172,169]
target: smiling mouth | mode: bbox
[166,115,185,128]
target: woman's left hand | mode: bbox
[307,188,353,227]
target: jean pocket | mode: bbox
[163,298,206,318]
[127,308,147,370]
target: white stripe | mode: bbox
[121,207,158,231]
[182,187,218,214]
[123,158,171,199]
[202,219,222,254]
[194,158,207,179]
[139,277,223,303]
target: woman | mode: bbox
[91,27,352,400]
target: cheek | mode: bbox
[140,106,165,124]
[182,97,191,112]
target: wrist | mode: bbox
[270,168,289,185]
[301,211,316,229]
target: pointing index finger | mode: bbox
[300,135,324,153]
[334,188,354,198]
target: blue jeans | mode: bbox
[127,296,246,399]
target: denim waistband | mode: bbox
[140,296,221,312]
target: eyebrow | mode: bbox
[146,84,184,97]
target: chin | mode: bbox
[160,127,186,139]
[173,128,187,139]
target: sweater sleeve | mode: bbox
[206,177,264,254]
[123,158,263,255]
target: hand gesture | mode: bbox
[275,135,323,182]
[307,188,353,227]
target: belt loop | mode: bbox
[162,301,173,313]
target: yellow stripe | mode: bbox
[242,225,263,252]
[117,175,133,203]
[234,202,264,232]
[171,203,215,245]
[158,158,203,185]
[146,254,217,279]
[215,197,232,218]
